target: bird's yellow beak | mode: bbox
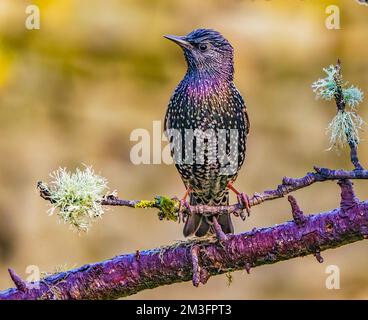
[164,35,191,49]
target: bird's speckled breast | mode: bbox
[165,75,249,204]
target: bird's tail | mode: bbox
[183,192,234,237]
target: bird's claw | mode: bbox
[237,192,251,219]
[179,199,190,222]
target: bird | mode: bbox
[164,29,250,237]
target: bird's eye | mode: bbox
[198,43,208,51]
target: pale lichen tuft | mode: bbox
[343,86,364,109]
[326,110,365,151]
[47,166,109,232]
[312,62,365,151]
[311,65,339,101]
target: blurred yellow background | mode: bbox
[0,0,368,299]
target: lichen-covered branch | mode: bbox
[1,179,368,300]
[333,60,364,170]
[38,167,368,222]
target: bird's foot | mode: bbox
[178,188,191,222]
[177,199,190,223]
[237,192,251,218]
[227,182,251,219]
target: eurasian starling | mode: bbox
[164,29,250,237]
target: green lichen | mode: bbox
[312,62,366,151]
[312,64,364,107]
[134,197,179,221]
[312,65,339,101]
[155,196,180,221]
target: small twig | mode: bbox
[102,194,149,208]
[244,262,251,274]
[37,181,53,202]
[8,269,28,292]
[287,195,307,226]
[314,251,324,264]
[348,141,364,171]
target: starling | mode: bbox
[164,29,250,237]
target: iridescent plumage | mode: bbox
[164,29,250,237]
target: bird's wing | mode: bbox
[243,103,250,136]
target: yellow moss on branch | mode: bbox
[132,196,179,221]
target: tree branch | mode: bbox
[38,167,368,220]
[1,179,368,300]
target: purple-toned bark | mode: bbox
[101,167,368,217]
[39,167,368,218]
[1,179,367,300]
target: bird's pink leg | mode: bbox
[179,187,191,222]
[227,182,251,217]
[182,187,191,202]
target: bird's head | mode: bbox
[164,29,234,81]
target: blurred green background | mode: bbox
[0,0,368,299]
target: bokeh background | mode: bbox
[0,0,368,299]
